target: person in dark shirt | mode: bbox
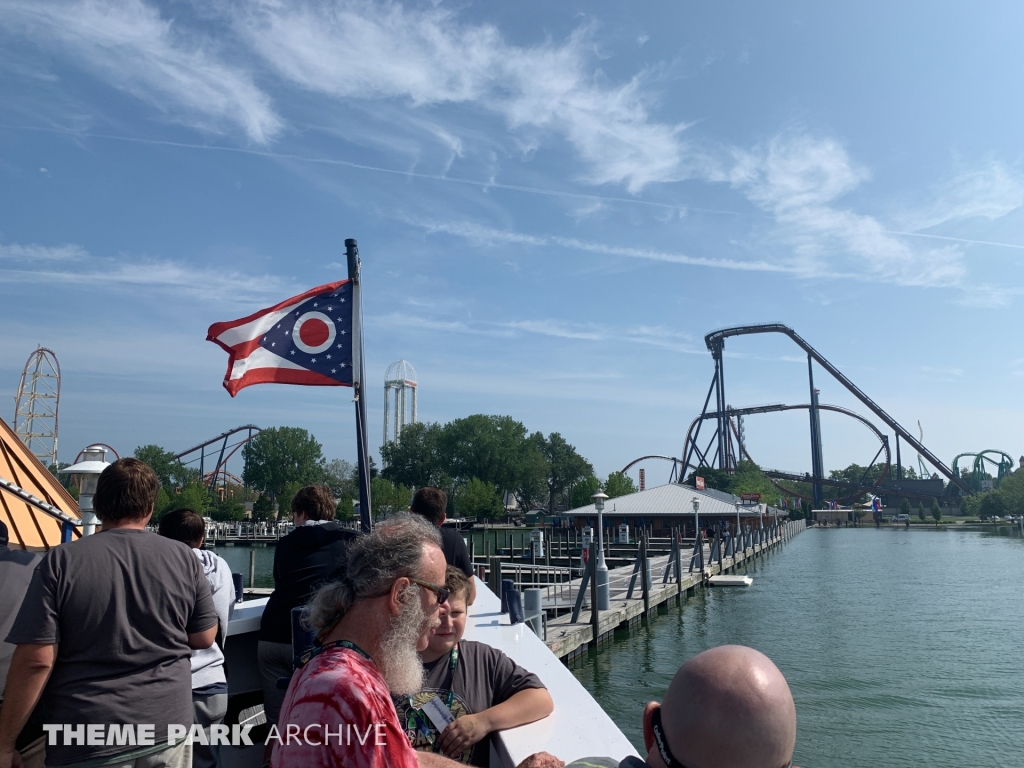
[411,487,473,577]
[257,484,358,727]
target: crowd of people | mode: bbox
[0,459,799,768]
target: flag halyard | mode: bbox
[207,280,354,397]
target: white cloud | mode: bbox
[901,162,1024,231]
[0,242,86,260]
[729,134,966,287]
[0,0,282,143]
[233,0,693,192]
[0,240,295,303]
[504,320,603,341]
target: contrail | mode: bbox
[2,124,748,217]
[887,230,1024,251]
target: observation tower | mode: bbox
[14,347,61,468]
[383,360,417,448]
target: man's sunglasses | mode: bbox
[364,576,450,605]
[407,577,450,605]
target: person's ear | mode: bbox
[642,701,660,755]
[439,513,447,525]
[388,576,411,615]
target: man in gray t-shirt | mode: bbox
[0,459,218,768]
[0,520,39,704]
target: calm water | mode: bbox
[569,527,1024,768]
[214,527,1024,766]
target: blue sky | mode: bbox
[1,0,1022,486]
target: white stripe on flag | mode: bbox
[229,346,308,380]
[215,305,297,349]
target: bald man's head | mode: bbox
[642,646,796,768]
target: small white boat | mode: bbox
[708,575,753,587]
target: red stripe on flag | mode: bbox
[224,367,347,397]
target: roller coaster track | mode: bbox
[174,425,262,491]
[680,402,892,502]
[620,455,682,482]
[702,324,971,495]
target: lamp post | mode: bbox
[591,490,610,610]
[734,498,742,551]
[692,495,700,539]
[59,445,111,536]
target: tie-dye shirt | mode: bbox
[273,645,419,768]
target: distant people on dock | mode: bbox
[0,458,218,768]
[272,514,561,768]
[411,487,474,577]
[257,484,359,728]
[565,645,796,768]
[394,566,554,766]
[158,509,235,768]
[0,520,42,768]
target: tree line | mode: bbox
[380,414,636,520]
[123,416,639,523]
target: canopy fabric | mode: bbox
[0,416,80,551]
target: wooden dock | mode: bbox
[543,519,806,662]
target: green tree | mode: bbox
[995,467,1024,516]
[153,487,171,515]
[930,498,942,527]
[900,498,911,517]
[210,495,246,522]
[604,471,637,499]
[133,445,197,490]
[444,415,535,495]
[370,477,412,520]
[276,480,305,520]
[684,461,777,501]
[381,422,446,489]
[456,478,504,520]
[853,508,867,526]
[917,501,926,522]
[242,427,325,501]
[324,458,356,497]
[336,496,355,522]
[252,494,276,522]
[570,475,602,509]
[531,432,593,514]
[510,446,548,515]
[978,491,1007,520]
[164,482,211,517]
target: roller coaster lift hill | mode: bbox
[678,323,972,508]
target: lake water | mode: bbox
[213,526,1024,767]
[569,526,1024,768]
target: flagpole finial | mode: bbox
[345,239,359,278]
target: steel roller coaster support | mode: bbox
[684,324,971,508]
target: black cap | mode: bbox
[0,519,8,547]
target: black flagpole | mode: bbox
[346,238,372,532]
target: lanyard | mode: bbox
[406,644,460,746]
[298,639,372,667]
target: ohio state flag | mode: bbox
[207,281,354,396]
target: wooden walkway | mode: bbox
[544,519,807,661]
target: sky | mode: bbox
[1,0,1022,487]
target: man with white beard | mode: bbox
[272,514,561,768]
